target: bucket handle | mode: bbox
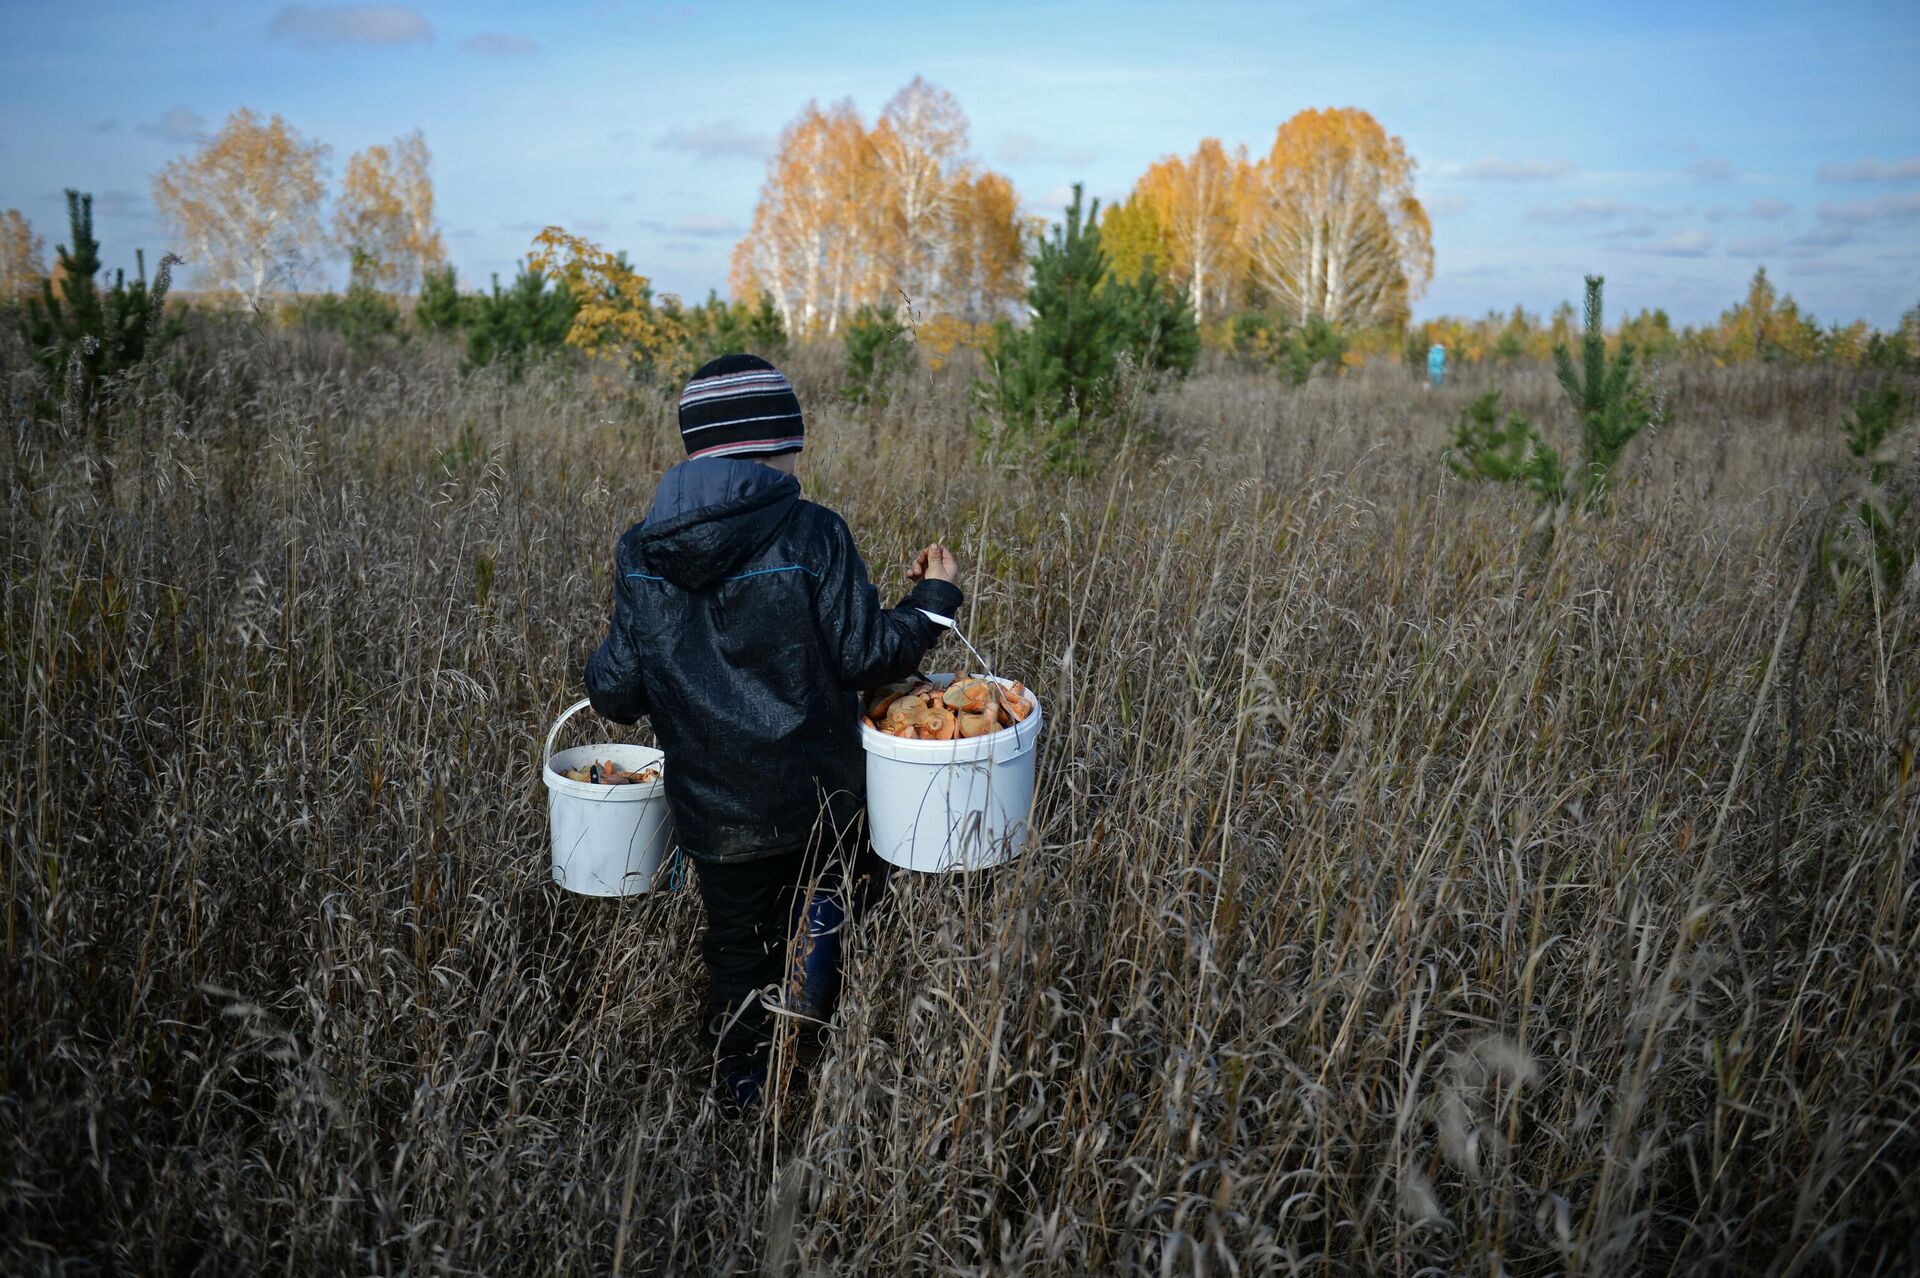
[544,697,596,764]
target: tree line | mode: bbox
[1406,267,1920,372]
[2,81,1914,380]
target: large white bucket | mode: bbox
[861,676,1044,872]
[541,699,674,897]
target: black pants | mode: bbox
[690,824,891,1074]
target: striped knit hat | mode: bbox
[677,353,805,461]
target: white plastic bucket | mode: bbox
[861,676,1044,872]
[541,699,674,897]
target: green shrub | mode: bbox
[464,264,575,378]
[18,189,180,423]
[294,284,403,348]
[1445,389,1563,505]
[1829,386,1915,590]
[842,302,915,405]
[414,265,472,337]
[1233,310,1347,385]
[670,291,788,368]
[1107,265,1200,380]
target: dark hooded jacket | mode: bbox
[584,457,962,863]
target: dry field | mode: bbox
[4,329,1916,1275]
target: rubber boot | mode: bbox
[788,892,844,1020]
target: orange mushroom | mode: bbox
[861,674,1034,739]
[957,710,997,737]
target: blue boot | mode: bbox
[789,892,845,1020]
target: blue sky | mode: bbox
[2,0,1916,326]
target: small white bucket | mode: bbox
[541,699,674,897]
[861,676,1044,873]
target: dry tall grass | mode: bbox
[4,327,1916,1275]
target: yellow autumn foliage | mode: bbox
[528,226,688,382]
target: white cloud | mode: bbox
[1819,191,1920,223]
[1726,225,1859,258]
[1795,224,1860,247]
[96,190,145,217]
[267,5,432,49]
[997,132,1096,168]
[1460,157,1573,183]
[136,105,206,142]
[636,214,740,239]
[1687,157,1735,182]
[661,214,742,239]
[460,33,539,57]
[1707,197,1794,223]
[1526,197,1651,225]
[656,119,772,161]
[1817,156,1920,182]
[1641,229,1713,257]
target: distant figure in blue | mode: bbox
[1427,342,1447,388]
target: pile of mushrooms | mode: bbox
[555,759,661,785]
[864,675,1033,740]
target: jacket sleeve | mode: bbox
[814,512,963,690]
[584,570,650,725]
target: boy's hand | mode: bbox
[908,544,959,585]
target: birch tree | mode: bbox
[733,81,1024,333]
[1134,138,1250,320]
[1245,108,1431,329]
[871,76,968,308]
[334,129,445,293]
[732,100,878,336]
[942,171,1027,322]
[152,108,330,307]
[1,209,46,301]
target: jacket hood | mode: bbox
[626,456,801,590]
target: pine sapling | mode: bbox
[1830,386,1915,591]
[1444,273,1659,522]
[1554,273,1654,508]
[21,190,178,418]
[1445,389,1564,506]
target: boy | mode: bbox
[583,353,961,1105]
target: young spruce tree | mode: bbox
[414,265,470,336]
[1830,386,1916,591]
[1555,273,1654,507]
[987,184,1114,433]
[464,263,576,378]
[985,183,1198,466]
[20,189,178,418]
[1445,274,1654,518]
